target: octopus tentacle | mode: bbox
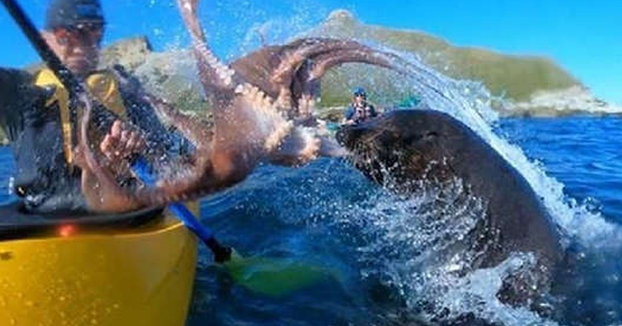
[143,93,212,145]
[296,47,411,119]
[306,49,403,82]
[176,0,236,94]
[77,0,436,212]
[121,0,295,207]
[231,39,372,98]
[232,38,414,122]
[271,38,370,83]
[77,93,143,212]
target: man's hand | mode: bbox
[71,120,146,213]
[100,120,146,163]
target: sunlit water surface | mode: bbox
[1,116,621,326]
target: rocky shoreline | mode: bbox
[496,86,622,117]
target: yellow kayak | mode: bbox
[0,203,198,326]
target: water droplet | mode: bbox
[7,177,14,195]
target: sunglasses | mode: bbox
[54,24,104,46]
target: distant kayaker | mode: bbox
[343,87,379,125]
[0,0,191,214]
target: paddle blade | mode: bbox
[224,252,337,298]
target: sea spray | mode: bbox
[135,8,621,323]
[333,38,620,248]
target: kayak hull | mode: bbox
[0,211,197,326]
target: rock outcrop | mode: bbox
[98,36,153,71]
[497,86,622,117]
[304,10,621,118]
[306,10,581,105]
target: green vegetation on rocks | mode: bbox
[98,36,153,71]
[306,10,581,107]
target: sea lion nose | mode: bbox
[336,125,364,149]
[335,125,351,147]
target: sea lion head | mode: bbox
[336,109,464,190]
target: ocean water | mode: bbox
[0,116,621,326]
[498,117,622,222]
[1,3,620,320]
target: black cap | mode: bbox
[45,0,105,30]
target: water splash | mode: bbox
[135,9,620,324]
[338,38,621,249]
[427,253,561,326]
[295,165,559,325]
[275,37,621,325]
[314,39,622,325]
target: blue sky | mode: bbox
[1,0,620,105]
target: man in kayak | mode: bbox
[0,0,190,214]
[343,87,379,125]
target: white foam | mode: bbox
[306,40,621,326]
[349,40,622,248]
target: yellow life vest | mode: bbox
[33,68,200,214]
[34,68,128,165]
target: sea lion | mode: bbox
[337,109,564,305]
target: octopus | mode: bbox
[77,0,416,213]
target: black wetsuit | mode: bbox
[344,103,378,124]
[0,66,189,215]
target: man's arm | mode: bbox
[111,65,194,157]
[343,105,356,125]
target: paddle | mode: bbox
[131,158,234,262]
[132,158,335,297]
[2,0,337,297]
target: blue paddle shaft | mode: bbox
[131,158,232,262]
[169,203,214,241]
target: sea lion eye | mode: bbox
[405,131,438,144]
[424,131,439,140]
